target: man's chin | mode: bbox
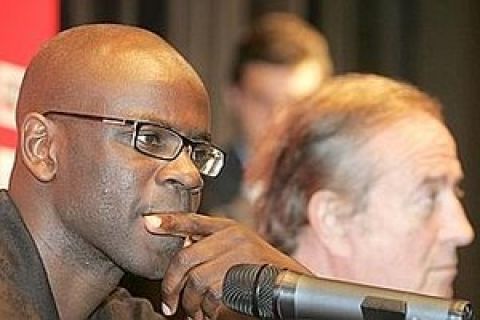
[128,258,169,280]
[420,271,456,297]
[127,239,185,280]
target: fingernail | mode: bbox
[144,215,162,229]
[162,303,173,316]
[183,235,192,248]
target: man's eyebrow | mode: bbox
[134,118,210,141]
[420,173,464,186]
[421,176,446,185]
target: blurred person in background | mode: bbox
[200,12,334,225]
[249,73,474,297]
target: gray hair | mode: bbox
[250,73,443,254]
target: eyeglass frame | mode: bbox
[42,110,225,177]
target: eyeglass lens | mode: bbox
[135,124,224,177]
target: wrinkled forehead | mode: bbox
[360,113,462,181]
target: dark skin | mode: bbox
[145,213,307,319]
[8,24,309,320]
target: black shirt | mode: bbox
[0,190,164,320]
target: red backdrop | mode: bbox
[0,0,59,187]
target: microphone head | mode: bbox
[449,300,475,320]
[222,264,281,319]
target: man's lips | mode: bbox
[139,188,201,213]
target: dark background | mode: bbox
[61,0,480,312]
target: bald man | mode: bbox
[0,24,308,319]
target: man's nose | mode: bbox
[154,148,204,191]
[441,197,475,247]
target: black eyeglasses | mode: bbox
[43,110,225,177]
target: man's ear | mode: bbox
[21,112,58,182]
[307,190,354,257]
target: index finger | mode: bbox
[144,213,236,237]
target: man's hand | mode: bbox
[144,213,310,320]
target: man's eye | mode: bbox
[423,190,437,208]
[414,187,438,219]
[137,133,160,145]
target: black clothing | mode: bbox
[90,288,163,320]
[0,190,164,319]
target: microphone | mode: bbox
[222,264,474,320]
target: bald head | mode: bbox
[16,24,209,124]
[11,23,211,190]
